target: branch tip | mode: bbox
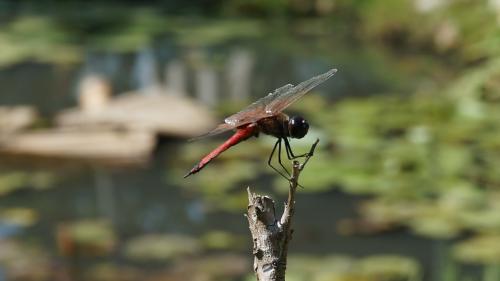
[246,138,321,281]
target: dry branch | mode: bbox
[246,139,319,281]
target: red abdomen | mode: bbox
[184,124,258,178]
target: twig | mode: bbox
[246,139,319,281]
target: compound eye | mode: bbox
[289,116,309,139]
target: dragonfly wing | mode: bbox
[265,68,337,115]
[188,122,235,141]
[224,83,294,126]
[190,86,292,141]
[192,68,337,141]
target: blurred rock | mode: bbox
[78,75,112,114]
[0,128,155,165]
[0,106,38,135]
[57,87,216,138]
[0,78,160,164]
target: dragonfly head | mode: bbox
[288,116,309,139]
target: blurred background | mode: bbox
[0,0,500,280]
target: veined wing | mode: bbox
[191,84,294,141]
[191,68,338,140]
[225,68,337,127]
[264,68,337,115]
[224,84,294,126]
[188,123,234,141]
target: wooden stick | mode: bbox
[246,139,319,281]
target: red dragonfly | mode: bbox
[184,68,337,179]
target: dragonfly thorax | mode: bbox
[255,114,309,139]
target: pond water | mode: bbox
[0,15,487,281]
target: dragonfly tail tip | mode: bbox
[184,164,201,178]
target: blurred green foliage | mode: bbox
[0,16,80,66]
[0,0,498,67]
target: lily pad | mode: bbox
[284,254,421,281]
[124,234,201,261]
[0,208,38,227]
[201,230,247,250]
[357,255,420,281]
[0,170,57,196]
[453,234,500,265]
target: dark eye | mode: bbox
[289,116,309,139]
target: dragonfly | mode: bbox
[184,68,337,179]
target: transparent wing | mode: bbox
[224,84,293,126]
[192,68,338,140]
[225,68,337,127]
[265,68,337,115]
[188,123,234,141]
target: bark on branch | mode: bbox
[246,139,319,281]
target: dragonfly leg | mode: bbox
[284,137,310,160]
[268,138,291,181]
[277,138,291,176]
